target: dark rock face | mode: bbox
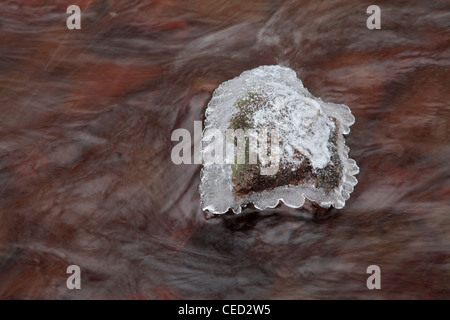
[232,159,317,199]
[229,92,319,199]
[316,121,343,193]
[230,102,343,200]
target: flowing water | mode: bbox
[0,0,449,299]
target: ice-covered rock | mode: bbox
[200,65,359,214]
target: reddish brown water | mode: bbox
[0,0,449,299]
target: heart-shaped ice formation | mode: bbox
[200,65,359,214]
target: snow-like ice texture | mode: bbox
[200,65,359,214]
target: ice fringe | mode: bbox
[200,65,359,214]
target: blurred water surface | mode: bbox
[0,0,449,299]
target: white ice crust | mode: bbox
[200,65,359,214]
